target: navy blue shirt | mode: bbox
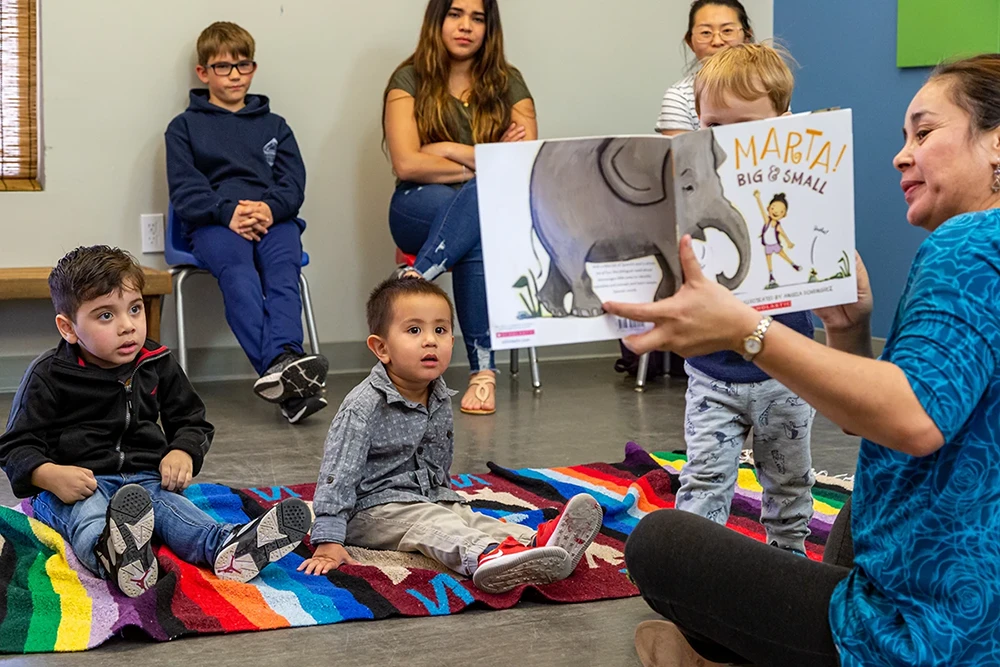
[830,209,1000,666]
[165,90,306,230]
[686,311,815,383]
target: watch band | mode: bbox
[742,316,774,361]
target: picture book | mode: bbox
[476,110,856,350]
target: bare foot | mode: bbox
[634,620,727,667]
[460,371,496,415]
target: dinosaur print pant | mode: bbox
[678,363,816,552]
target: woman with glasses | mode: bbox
[382,0,537,416]
[655,0,753,136]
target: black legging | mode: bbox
[625,500,854,666]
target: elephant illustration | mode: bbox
[528,131,751,317]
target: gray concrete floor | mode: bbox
[0,358,858,666]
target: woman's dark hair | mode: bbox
[769,193,788,209]
[929,54,1000,134]
[384,0,514,145]
[684,0,754,48]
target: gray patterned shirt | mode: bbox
[311,363,462,545]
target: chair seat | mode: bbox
[166,253,311,270]
[395,248,417,267]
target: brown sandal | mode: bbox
[460,374,496,415]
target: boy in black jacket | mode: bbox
[165,21,328,424]
[0,246,311,598]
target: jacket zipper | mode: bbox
[114,351,165,471]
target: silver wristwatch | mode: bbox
[742,316,774,362]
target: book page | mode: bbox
[683,110,857,315]
[476,112,856,350]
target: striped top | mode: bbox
[655,73,699,133]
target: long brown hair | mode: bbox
[385,0,515,145]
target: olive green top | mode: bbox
[386,64,532,148]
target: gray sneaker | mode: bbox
[213,498,312,583]
[253,352,329,403]
[94,484,158,598]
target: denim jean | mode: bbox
[388,179,496,373]
[189,220,304,375]
[31,471,234,577]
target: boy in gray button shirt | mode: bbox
[299,277,603,593]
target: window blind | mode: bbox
[0,0,39,190]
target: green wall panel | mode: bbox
[897,0,1000,67]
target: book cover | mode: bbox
[476,110,856,350]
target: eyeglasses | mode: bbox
[692,26,744,44]
[207,60,257,76]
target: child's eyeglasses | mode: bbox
[208,61,257,76]
[692,27,743,44]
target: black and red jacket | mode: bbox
[0,339,214,498]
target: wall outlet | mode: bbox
[141,213,165,254]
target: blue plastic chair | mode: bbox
[165,205,320,373]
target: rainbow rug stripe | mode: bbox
[0,443,850,653]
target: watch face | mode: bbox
[744,338,762,355]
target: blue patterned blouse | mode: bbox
[830,209,1000,666]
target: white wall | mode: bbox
[0,0,772,369]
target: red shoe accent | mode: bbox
[478,536,530,566]
[130,568,153,591]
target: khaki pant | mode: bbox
[345,501,536,576]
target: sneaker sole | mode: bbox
[547,494,604,572]
[106,484,158,598]
[214,498,312,583]
[254,356,329,403]
[472,545,572,594]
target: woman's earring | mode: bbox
[993,163,1000,193]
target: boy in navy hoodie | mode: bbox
[0,246,311,598]
[165,21,328,424]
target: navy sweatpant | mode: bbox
[189,220,303,375]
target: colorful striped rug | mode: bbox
[0,442,850,653]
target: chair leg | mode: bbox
[529,347,541,390]
[510,348,520,376]
[635,352,650,392]
[173,268,192,374]
[300,272,321,356]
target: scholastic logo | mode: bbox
[754,300,792,312]
[497,329,535,338]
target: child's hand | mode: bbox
[238,200,274,229]
[787,242,795,249]
[229,206,262,241]
[297,542,358,575]
[753,189,761,198]
[31,463,97,504]
[159,450,193,492]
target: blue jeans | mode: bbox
[189,221,304,375]
[31,471,234,577]
[388,179,495,373]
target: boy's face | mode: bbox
[699,91,780,128]
[368,293,454,386]
[56,286,146,369]
[196,51,256,110]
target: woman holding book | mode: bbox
[382,0,537,416]
[608,54,1000,666]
